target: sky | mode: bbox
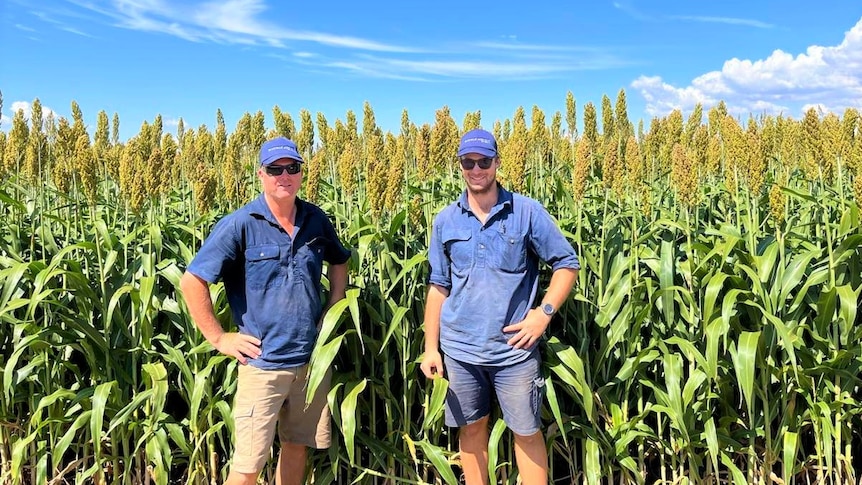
[1,0,861,142]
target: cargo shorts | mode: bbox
[231,363,332,474]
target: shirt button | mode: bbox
[479,244,485,249]
[260,252,264,257]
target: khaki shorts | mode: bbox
[231,364,332,474]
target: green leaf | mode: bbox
[90,380,118,462]
[730,331,760,419]
[584,437,601,485]
[782,430,798,482]
[416,439,459,485]
[340,378,368,466]
[422,377,449,432]
[487,417,508,481]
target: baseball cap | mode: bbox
[457,128,498,158]
[260,137,304,165]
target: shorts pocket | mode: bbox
[234,405,255,455]
[531,377,545,416]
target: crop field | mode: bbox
[1,91,861,484]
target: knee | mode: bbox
[513,430,544,446]
[459,417,489,441]
[281,441,307,455]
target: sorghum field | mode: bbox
[1,90,861,484]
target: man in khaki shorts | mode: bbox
[181,137,350,485]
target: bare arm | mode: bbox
[504,267,578,349]
[179,271,261,364]
[420,284,449,379]
[324,262,348,312]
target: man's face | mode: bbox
[258,158,302,201]
[459,153,499,195]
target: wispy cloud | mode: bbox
[290,45,632,82]
[47,0,630,82]
[613,2,774,30]
[61,26,95,37]
[670,15,775,29]
[612,1,653,21]
[63,0,421,52]
[632,17,862,117]
[472,41,605,53]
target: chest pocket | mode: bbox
[245,244,281,290]
[294,237,327,279]
[493,231,528,273]
[442,229,472,275]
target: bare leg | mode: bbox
[459,416,490,485]
[513,430,548,485]
[276,442,308,485]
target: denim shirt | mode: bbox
[187,195,351,369]
[428,185,580,366]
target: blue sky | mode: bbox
[2,0,861,141]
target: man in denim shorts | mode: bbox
[420,128,579,485]
[181,137,350,485]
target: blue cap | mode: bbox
[457,128,497,158]
[260,137,304,165]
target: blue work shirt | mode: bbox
[187,195,351,369]
[428,184,580,366]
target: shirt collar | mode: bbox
[456,183,513,216]
[249,194,306,226]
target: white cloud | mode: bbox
[632,17,862,118]
[2,101,61,130]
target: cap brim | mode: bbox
[457,146,497,157]
[261,154,304,165]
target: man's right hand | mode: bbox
[212,333,262,365]
[420,350,444,379]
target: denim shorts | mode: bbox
[443,352,545,436]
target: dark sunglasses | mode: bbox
[459,157,495,170]
[264,163,302,176]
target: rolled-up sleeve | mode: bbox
[529,205,580,271]
[187,216,240,283]
[427,217,452,290]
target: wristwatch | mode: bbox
[541,302,555,317]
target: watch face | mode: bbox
[542,303,554,315]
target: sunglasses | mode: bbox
[459,157,495,170]
[264,163,302,176]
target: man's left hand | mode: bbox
[503,308,550,349]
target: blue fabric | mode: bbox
[428,184,580,366]
[187,195,350,369]
[443,353,545,435]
